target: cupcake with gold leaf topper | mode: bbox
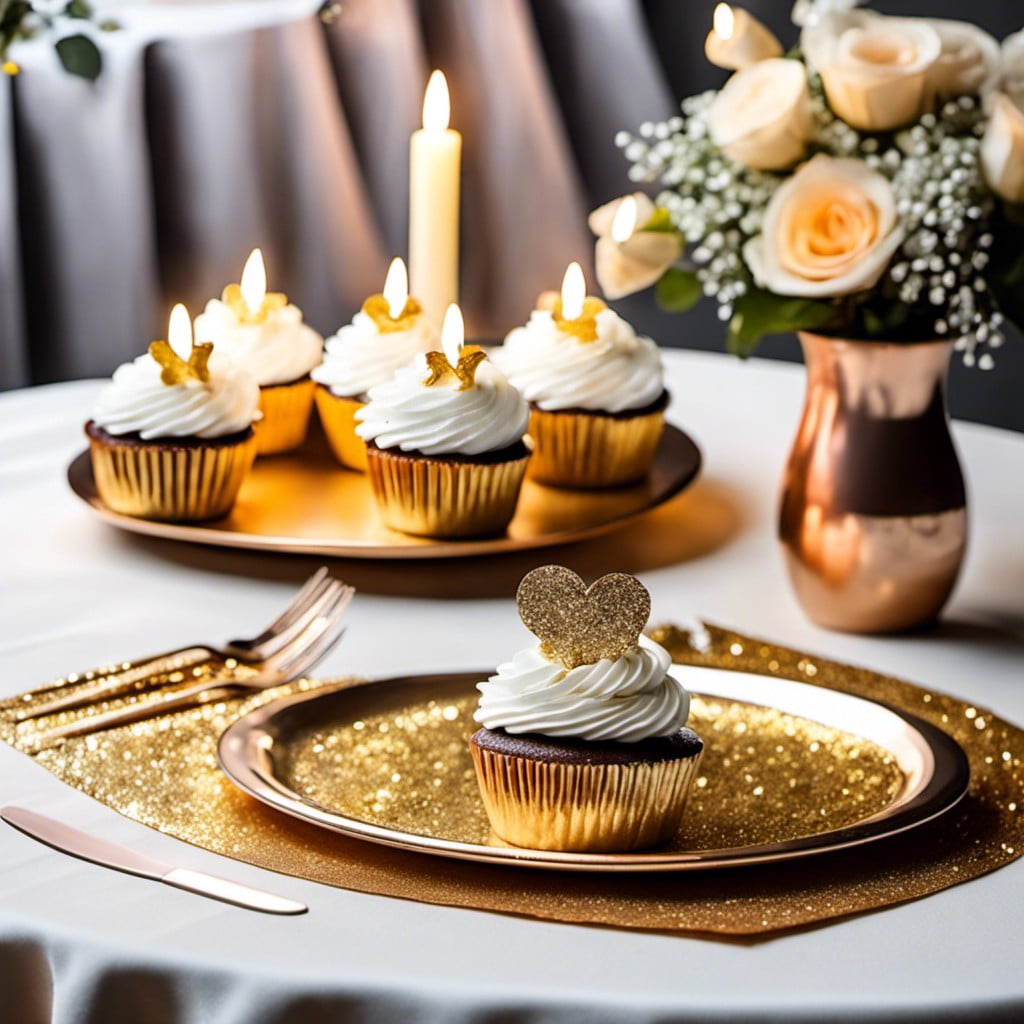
[494,262,668,488]
[470,565,702,852]
[86,304,260,522]
[355,304,531,538]
[194,249,323,455]
[312,258,438,471]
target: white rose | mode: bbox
[1000,30,1024,112]
[924,19,1001,104]
[589,193,682,300]
[708,59,814,171]
[705,5,783,72]
[803,11,942,131]
[980,93,1024,203]
[744,154,905,298]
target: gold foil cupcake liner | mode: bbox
[527,407,664,488]
[314,389,367,471]
[365,448,530,539]
[254,378,316,455]
[88,434,257,522]
[469,743,703,852]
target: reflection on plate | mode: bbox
[217,666,969,872]
[67,424,700,559]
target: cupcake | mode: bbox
[312,258,438,471]
[355,305,531,539]
[194,249,323,456]
[86,304,260,522]
[470,565,702,852]
[494,262,668,488]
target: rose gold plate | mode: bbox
[217,667,968,872]
[66,425,700,559]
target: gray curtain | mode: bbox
[1,0,1020,431]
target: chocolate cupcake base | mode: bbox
[469,725,703,852]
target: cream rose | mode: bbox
[924,19,1000,104]
[708,59,814,171]
[705,5,783,71]
[803,11,942,131]
[1000,30,1024,112]
[981,93,1024,203]
[744,154,904,298]
[588,193,682,300]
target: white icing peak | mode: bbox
[93,349,260,440]
[474,635,690,743]
[194,299,323,387]
[494,307,664,413]
[312,310,438,400]
[355,352,529,457]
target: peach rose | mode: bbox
[589,193,682,300]
[802,11,941,131]
[924,19,1000,104]
[981,94,1024,204]
[705,4,783,72]
[743,155,904,298]
[708,59,814,172]
[1000,30,1024,112]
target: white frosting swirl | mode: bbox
[194,301,323,387]
[494,308,664,413]
[312,311,438,400]
[93,351,260,440]
[355,355,529,457]
[474,635,690,743]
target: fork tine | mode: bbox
[246,580,345,663]
[266,586,355,680]
[228,568,331,656]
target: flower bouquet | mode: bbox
[592,0,1024,633]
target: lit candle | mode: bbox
[441,302,464,367]
[410,70,462,331]
[240,248,267,317]
[382,257,410,320]
[560,262,586,321]
[610,196,639,245]
[705,3,782,71]
[168,302,193,356]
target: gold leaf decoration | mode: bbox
[148,339,214,386]
[422,346,487,391]
[516,564,651,668]
[362,294,424,334]
[222,282,288,325]
[536,292,608,343]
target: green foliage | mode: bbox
[727,288,839,358]
[655,268,701,313]
[55,32,100,79]
[64,0,92,18]
[641,208,677,233]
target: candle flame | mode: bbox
[441,303,464,366]
[168,302,193,357]
[611,196,639,244]
[382,257,409,320]
[240,248,267,316]
[560,262,586,321]
[714,3,734,41]
[422,70,451,132]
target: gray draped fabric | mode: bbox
[1,0,1021,430]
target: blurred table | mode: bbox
[2,350,1023,1023]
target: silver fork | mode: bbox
[32,578,355,745]
[19,568,345,721]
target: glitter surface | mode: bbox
[1,624,1022,938]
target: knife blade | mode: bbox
[1,806,307,915]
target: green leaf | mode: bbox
[55,33,100,80]
[656,268,702,313]
[641,207,677,234]
[64,0,93,18]
[727,288,839,358]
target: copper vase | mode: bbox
[779,333,967,634]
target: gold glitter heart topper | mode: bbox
[362,294,424,334]
[516,565,651,669]
[536,290,607,343]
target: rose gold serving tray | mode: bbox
[217,666,969,872]
[67,425,700,559]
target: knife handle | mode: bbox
[162,868,307,915]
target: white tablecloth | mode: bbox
[2,350,1023,1023]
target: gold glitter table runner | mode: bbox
[1,625,1021,937]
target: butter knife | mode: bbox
[1,806,307,915]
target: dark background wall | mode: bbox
[539,0,1023,433]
